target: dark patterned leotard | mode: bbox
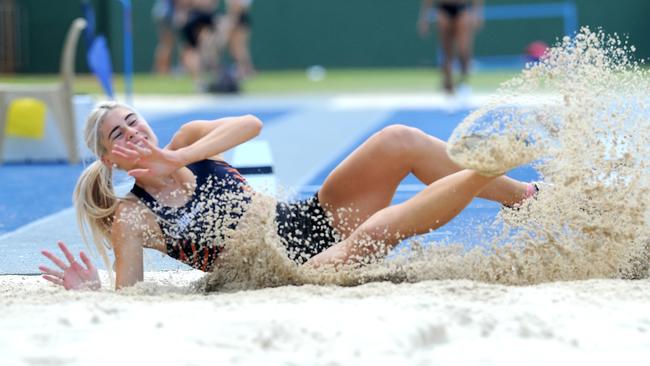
[130,159,251,271]
[131,159,339,271]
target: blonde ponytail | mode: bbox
[73,101,132,284]
[73,160,118,282]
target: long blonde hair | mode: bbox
[73,101,131,282]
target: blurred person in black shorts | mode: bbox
[152,0,176,74]
[418,0,484,94]
[175,0,221,90]
[224,0,256,79]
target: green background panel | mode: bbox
[2,0,649,74]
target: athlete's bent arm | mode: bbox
[168,114,263,158]
[118,115,263,178]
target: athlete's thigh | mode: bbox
[318,127,412,236]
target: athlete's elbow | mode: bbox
[170,123,194,150]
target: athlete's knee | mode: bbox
[376,125,428,159]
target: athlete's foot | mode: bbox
[525,182,540,200]
[499,182,546,227]
[503,182,540,209]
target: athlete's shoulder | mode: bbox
[114,196,157,232]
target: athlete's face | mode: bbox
[99,107,158,169]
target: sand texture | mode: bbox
[1,272,650,366]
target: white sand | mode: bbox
[1,272,649,366]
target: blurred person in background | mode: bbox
[223,0,256,80]
[152,0,177,74]
[174,0,221,91]
[173,0,250,93]
[199,0,255,93]
[418,0,484,95]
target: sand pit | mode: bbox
[1,272,649,365]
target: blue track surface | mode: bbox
[0,163,85,234]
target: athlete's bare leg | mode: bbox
[318,125,528,238]
[309,169,496,267]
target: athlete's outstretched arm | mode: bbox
[39,200,157,291]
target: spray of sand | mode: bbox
[192,27,650,292]
[484,27,650,283]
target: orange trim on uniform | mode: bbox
[190,242,198,266]
[202,248,210,272]
[226,168,247,182]
[178,242,187,262]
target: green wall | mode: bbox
[4,0,650,73]
[4,0,158,74]
[9,0,88,73]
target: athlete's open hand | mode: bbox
[39,241,101,291]
[111,138,184,178]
